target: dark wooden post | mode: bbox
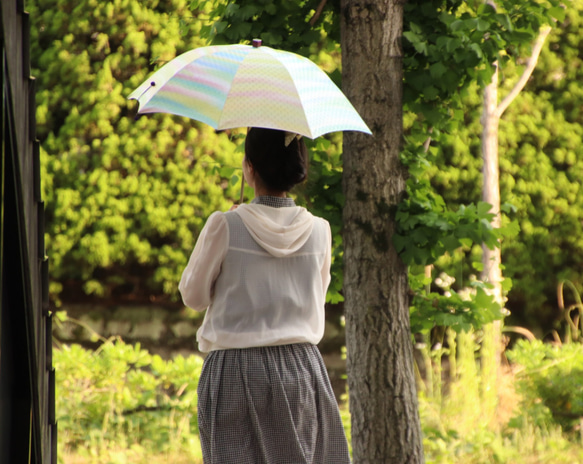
[1,2,55,462]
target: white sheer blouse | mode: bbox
[179,198,332,352]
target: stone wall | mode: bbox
[54,304,202,358]
[53,303,348,397]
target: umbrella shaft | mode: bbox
[239,176,245,204]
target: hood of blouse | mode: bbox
[234,203,314,257]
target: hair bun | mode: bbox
[245,128,309,192]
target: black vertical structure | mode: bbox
[0,1,55,463]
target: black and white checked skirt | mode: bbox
[197,343,351,464]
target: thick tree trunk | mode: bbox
[340,1,424,462]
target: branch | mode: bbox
[494,26,551,119]
[309,0,328,26]
[502,325,536,341]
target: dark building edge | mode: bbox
[1,1,55,463]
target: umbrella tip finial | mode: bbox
[252,38,262,48]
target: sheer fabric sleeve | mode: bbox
[320,219,332,293]
[179,212,229,311]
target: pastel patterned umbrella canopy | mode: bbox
[128,41,372,139]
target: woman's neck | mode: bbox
[254,186,286,198]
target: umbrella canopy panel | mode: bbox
[129,44,371,139]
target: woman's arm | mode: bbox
[179,212,228,311]
[320,220,332,293]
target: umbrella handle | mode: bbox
[239,175,245,204]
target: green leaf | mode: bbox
[495,13,513,32]
[476,18,490,32]
[424,85,439,100]
[441,234,461,252]
[472,261,484,272]
[429,61,448,79]
[477,201,493,216]
[548,6,566,22]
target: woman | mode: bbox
[179,127,351,464]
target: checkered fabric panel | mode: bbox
[226,212,266,252]
[197,344,351,464]
[251,195,296,208]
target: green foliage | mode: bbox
[394,197,515,266]
[409,271,505,333]
[55,335,583,464]
[191,0,339,57]
[55,337,204,461]
[30,0,243,304]
[503,281,583,434]
[421,419,583,463]
[427,1,583,328]
[507,339,583,433]
[378,0,555,331]
[416,325,583,463]
[403,0,564,123]
[399,0,562,267]
[32,0,582,332]
[53,323,583,464]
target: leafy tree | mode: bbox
[31,0,583,457]
[428,0,583,331]
[30,0,242,305]
[188,0,565,461]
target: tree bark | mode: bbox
[340,1,424,462]
[480,64,503,368]
[481,64,502,304]
[480,64,504,420]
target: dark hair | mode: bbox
[244,127,309,192]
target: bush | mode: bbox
[29,0,241,306]
[506,339,583,433]
[55,338,204,463]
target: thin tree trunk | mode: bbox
[480,63,503,376]
[340,1,424,462]
[480,26,551,421]
[480,26,551,310]
[481,64,502,304]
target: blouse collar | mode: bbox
[252,196,295,208]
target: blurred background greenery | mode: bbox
[27,0,583,462]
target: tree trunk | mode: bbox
[480,26,551,422]
[480,65,503,389]
[340,1,424,462]
[481,65,503,308]
[480,27,551,304]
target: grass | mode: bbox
[59,428,204,464]
[56,332,583,463]
[419,366,583,463]
[59,367,583,464]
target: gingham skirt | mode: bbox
[197,343,351,464]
